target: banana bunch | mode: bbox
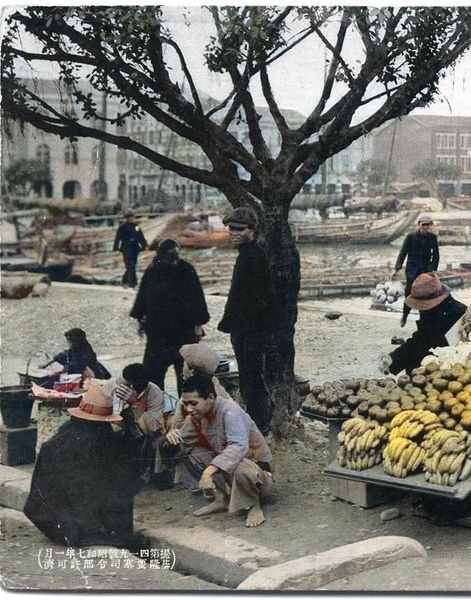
[423,429,471,486]
[383,437,425,478]
[337,417,388,470]
[389,409,441,442]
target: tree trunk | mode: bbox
[262,201,301,438]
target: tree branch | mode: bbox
[260,64,289,136]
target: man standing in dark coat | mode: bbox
[393,214,439,327]
[24,388,142,546]
[218,207,276,436]
[130,239,210,395]
[113,210,148,288]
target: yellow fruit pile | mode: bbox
[422,429,471,486]
[337,417,388,471]
[382,410,440,478]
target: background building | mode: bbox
[369,115,471,196]
[1,79,123,204]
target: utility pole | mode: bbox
[383,119,398,198]
[98,90,107,201]
[320,47,328,195]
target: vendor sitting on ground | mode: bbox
[24,387,142,546]
[103,363,165,482]
[160,374,272,528]
[41,328,111,379]
[381,272,467,376]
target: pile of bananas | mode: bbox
[382,410,440,478]
[337,417,388,470]
[423,429,471,486]
[383,438,425,478]
[388,409,441,442]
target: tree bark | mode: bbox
[262,199,301,437]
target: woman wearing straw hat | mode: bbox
[24,387,142,546]
[381,272,467,376]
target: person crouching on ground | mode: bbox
[160,374,272,527]
[380,272,467,376]
[24,387,142,546]
[105,363,165,483]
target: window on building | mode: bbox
[33,180,53,198]
[327,183,337,194]
[460,156,471,174]
[36,144,50,165]
[315,184,323,195]
[437,155,457,166]
[149,131,155,145]
[459,134,471,149]
[63,180,81,199]
[64,143,78,165]
[436,133,456,150]
[90,180,108,199]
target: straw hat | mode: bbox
[68,385,122,422]
[404,272,449,310]
[179,343,220,376]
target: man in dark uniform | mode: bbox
[393,214,439,327]
[218,207,276,436]
[113,210,148,288]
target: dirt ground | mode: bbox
[3,282,471,583]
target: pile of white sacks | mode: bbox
[371,279,405,308]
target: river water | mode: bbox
[297,241,470,271]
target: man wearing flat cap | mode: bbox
[218,207,276,436]
[393,214,440,327]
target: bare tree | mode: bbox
[2,6,471,435]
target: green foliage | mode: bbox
[411,159,462,182]
[5,159,51,192]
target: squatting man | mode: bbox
[160,374,272,527]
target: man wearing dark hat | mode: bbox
[393,214,440,327]
[113,210,148,288]
[130,239,209,395]
[381,272,466,375]
[218,207,276,436]
[24,387,142,546]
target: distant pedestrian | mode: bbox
[113,210,148,288]
[130,239,209,395]
[393,214,439,327]
[218,207,276,436]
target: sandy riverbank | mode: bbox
[2,281,470,389]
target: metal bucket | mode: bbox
[0,385,34,428]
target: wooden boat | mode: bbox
[0,256,74,282]
[290,211,418,244]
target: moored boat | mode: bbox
[290,211,418,244]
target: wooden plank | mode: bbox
[324,461,471,500]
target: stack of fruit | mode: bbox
[336,417,389,470]
[422,429,471,486]
[382,410,440,478]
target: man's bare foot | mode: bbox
[245,502,265,527]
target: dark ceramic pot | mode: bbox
[0,385,34,428]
